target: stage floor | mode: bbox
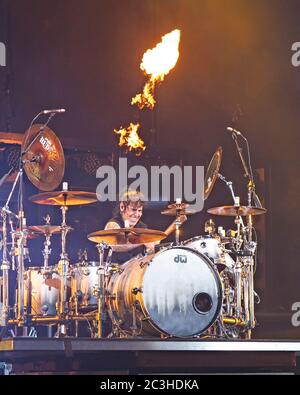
[0,338,300,374]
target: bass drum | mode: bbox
[107,246,222,338]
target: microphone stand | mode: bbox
[231,130,258,336]
[231,132,262,208]
[21,112,56,157]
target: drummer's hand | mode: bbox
[105,221,120,230]
[144,241,160,254]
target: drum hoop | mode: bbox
[183,235,220,245]
[142,245,223,337]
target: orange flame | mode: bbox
[132,29,181,110]
[114,123,146,155]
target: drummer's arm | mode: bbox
[104,221,121,230]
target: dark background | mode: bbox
[0,0,300,338]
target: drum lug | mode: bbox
[139,260,149,269]
[132,287,142,295]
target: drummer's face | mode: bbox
[121,202,143,227]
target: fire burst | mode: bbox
[132,29,181,110]
[114,123,146,155]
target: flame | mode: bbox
[132,29,181,110]
[114,123,146,155]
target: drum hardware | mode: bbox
[30,186,97,335]
[204,219,216,235]
[21,122,65,192]
[207,205,267,217]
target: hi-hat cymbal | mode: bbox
[29,190,98,206]
[161,201,197,216]
[204,146,222,200]
[207,206,267,217]
[22,124,65,191]
[88,228,167,245]
[161,208,197,216]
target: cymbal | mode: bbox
[22,124,65,191]
[27,225,65,235]
[14,228,40,239]
[204,146,222,200]
[29,190,98,206]
[161,208,197,216]
[207,206,267,217]
[88,228,167,245]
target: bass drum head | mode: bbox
[142,247,222,337]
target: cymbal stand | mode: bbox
[0,208,10,326]
[231,130,260,337]
[95,242,109,338]
[42,215,52,270]
[217,173,237,204]
[57,201,71,318]
[174,199,183,245]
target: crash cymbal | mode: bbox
[204,146,222,200]
[22,124,65,191]
[207,206,267,217]
[27,225,65,235]
[29,190,98,206]
[161,208,197,216]
[88,228,167,245]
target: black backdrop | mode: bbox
[0,0,300,338]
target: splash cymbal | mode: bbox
[88,228,166,245]
[207,206,267,216]
[29,190,98,206]
[22,124,65,191]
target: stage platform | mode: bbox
[0,338,300,374]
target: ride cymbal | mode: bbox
[207,206,267,217]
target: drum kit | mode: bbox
[0,123,267,340]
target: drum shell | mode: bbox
[70,262,104,307]
[24,267,61,316]
[184,235,235,271]
[107,247,223,337]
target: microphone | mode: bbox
[42,108,66,114]
[227,126,242,136]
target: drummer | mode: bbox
[104,190,157,263]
